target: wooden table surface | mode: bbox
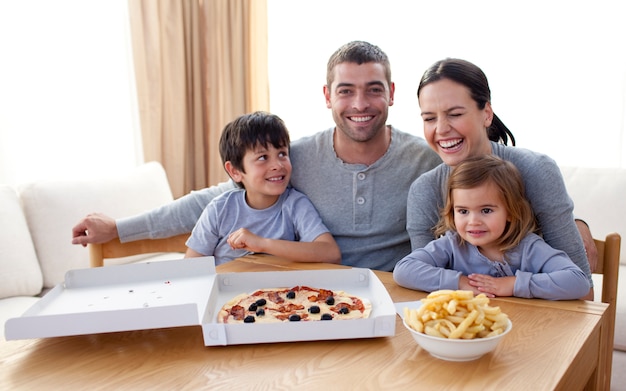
[0,255,609,390]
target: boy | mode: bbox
[185,111,341,265]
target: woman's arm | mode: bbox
[406,169,446,250]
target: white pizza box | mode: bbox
[5,257,397,345]
[4,257,216,341]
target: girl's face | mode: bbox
[452,181,509,258]
[419,78,494,167]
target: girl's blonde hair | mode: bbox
[434,155,538,253]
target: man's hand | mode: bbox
[575,219,598,273]
[71,213,118,246]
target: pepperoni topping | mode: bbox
[277,303,305,312]
[267,291,284,304]
[229,305,246,321]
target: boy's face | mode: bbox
[225,143,291,209]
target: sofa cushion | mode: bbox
[0,185,43,299]
[560,166,626,264]
[0,296,42,340]
[18,162,175,288]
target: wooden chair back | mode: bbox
[89,234,189,268]
[593,232,621,389]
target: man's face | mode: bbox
[324,62,394,143]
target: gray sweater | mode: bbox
[117,126,442,271]
[406,141,592,284]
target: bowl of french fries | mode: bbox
[403,290,512,362]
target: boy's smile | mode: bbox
[226,143,291,210]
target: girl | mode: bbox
[394,155,589,300]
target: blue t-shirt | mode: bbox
[186,187,330,264]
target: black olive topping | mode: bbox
[289,314,301,321]
[248,303,258,311]
[339,307,350,314]
[321,313,333,320]
[308,305,321,314]
[255,298,267,306]
[244,315,255,323]
[325,296,335,305]
[286,291,296,299]
[256,308,265,317]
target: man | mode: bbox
[72,41,442,271]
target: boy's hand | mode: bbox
[227,228,266,253]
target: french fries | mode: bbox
[403,290,509,339]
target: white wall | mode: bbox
[0,1,141,186]
[267,0,626,168]
[1,0,624,188]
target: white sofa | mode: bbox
[1,163,625,350]
[0,162,178,337]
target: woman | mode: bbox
[404,58,593,298]
[395,155,589,300]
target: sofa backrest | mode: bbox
[18,162,175,288]
[0,185,43,299]
[560,166,626,264]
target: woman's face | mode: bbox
[418,78,493,167]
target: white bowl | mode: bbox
[403,318,512,362]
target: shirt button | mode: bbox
[356,197,365,205]
[357,172,366,180]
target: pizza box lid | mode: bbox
[4,257,397,345]
[4,257,216,340]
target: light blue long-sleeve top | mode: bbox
[393,231,590,300]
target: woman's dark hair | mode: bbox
[417,58,516,146]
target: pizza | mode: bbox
[217,285,372,323]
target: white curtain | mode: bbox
[0,1,142,186]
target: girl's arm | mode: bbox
[393,235,462,292]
